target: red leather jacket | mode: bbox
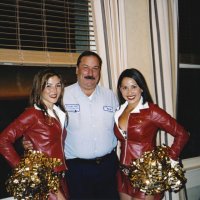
[0,107,67,172]
[114,103,189,166]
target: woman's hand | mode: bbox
[170,158,179,168]
[56,189,66,200]
[48,189,66,200]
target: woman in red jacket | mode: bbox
[114,68,189,200]
[0,69,68,200]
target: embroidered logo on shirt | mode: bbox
[65,104,80,112]
[103,106,113,112]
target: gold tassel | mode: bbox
[6,150,62,200]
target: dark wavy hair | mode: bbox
[77,50,102,67]
[117,68,153,105]
[29,68,66,116]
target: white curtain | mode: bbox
[149,0,180,199]
[91,0,128,93]
[149,0,178,116]
[149,0,178,145]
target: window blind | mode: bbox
[0,0,96,66]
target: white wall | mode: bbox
[124,0,156,100]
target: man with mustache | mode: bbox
[63,51,119,199]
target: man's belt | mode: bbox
[69,150,115,165]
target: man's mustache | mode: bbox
[84,76,95,80]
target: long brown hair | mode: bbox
[29,68,66,116]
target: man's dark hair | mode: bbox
[77,51,102,67]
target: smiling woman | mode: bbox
[0,68,71,199]
[0,66,76,199]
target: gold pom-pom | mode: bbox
[6,150,62,200]
[121,145,187,195]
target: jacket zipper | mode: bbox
[55,117,67,170]
[122,113,130,164]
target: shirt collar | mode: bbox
[34,104,66,129]
[130,97,149,113]
[76,82,98,100]
[34,104,58,114]
[117,97,149,114]
[115,97,148,124]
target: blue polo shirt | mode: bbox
[63,82,118,159]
